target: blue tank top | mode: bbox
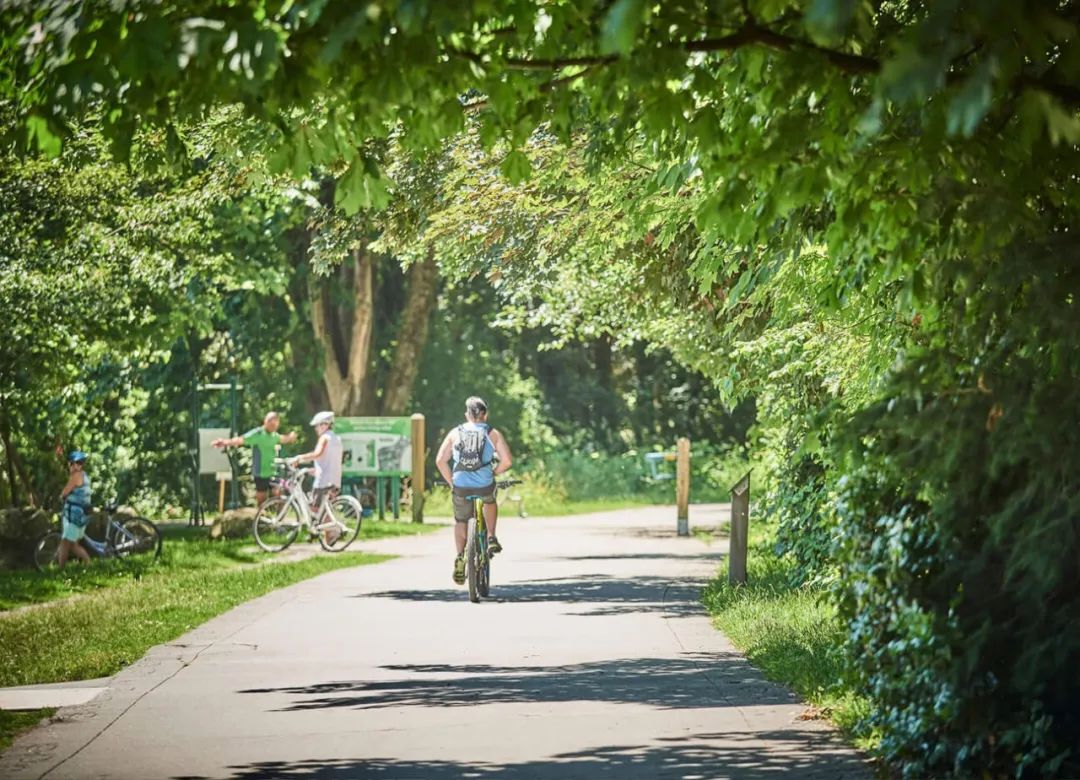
[67,474,92,508]
[452,422,495,489]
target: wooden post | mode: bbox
[411,413,425,523]
[216,473,228,515]
[729,471,751,584]
[676,437,690,536]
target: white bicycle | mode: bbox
[253,462,363,553]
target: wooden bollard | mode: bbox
[729,471,751,584]
[676,437,690,536]
[411,413,425,523]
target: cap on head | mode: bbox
[310,411,335,427]
[68,450,87,464]
[465,396,487,419]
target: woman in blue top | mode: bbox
[58,450,93,568]
[436,396,513,585]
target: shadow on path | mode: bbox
[238,654,797,712]
[362,574,706,617]
[186,729,864,779]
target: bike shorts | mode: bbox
[254,476,272,492]
[452,483,496,522]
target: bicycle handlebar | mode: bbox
[432,478,523,489]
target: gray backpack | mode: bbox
[454,424,491,472]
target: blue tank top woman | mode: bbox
[452,422,496,489]
[63,474,93,528]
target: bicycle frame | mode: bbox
[269,463,349,532]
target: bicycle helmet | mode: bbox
[310,411,335,426]
[68,450,88,463]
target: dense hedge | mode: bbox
[830,236,1080,778]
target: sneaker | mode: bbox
[452,555,466,585]
[488,536,503,555]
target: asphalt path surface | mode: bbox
[1,505,868,779]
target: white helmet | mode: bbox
[310,411,335,426]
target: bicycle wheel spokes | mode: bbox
[33,531,62,573]
[253,497,302,552]
[114,518,162,562]
[319,496,363,552]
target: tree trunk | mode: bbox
[381,251,439,415]
[0,416,37,508]
[310,245,376,415]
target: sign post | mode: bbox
[729,471,751,584]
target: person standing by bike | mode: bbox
[57,450,92,569]
[435,396,513,585]
[212,411,298,506]
[288,411,343,544]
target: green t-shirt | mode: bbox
[242,427,280,479]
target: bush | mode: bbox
[831,237,1080,778]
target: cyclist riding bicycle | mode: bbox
[435,396,513,585]
[288,411,344,544]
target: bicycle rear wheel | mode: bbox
[254,497,302,552]
[465,515,480,603]
[114,518,162,562]
[33,531,62,572]
[318,496,363,552]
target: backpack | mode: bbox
[454,424,491,472]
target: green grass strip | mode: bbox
[701,527,879,750]
[0,519,436,611]
[0,709,54,753]
[0,551,389,688]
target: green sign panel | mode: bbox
[336,417,413,477]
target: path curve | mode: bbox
[1,505,868,779]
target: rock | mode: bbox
[209,507,257,540]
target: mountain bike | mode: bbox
[462,479,522,603]
[253,462,363,553]
[33,501,162,572]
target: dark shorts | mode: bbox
[452,483,496,522]
[254,476,272,492]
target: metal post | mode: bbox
[411,413,425,523]
[729,471,751,584]
[676,437,690,536]
[228,374,240,509]
[190,378,203,526]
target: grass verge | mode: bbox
[701,524,879,751]
[0,549,390,689]
[0,519,435,611]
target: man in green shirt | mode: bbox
[212,411,298,506]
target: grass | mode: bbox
[422,487,661,519]
[0,549,391,689]
[0,518,436,611]
[701,524,879,751]
[0,709,53,753]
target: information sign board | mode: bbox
[336,417,413,476]
[198,428,233,475]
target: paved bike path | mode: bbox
[1,505,868,779]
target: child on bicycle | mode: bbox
[288,411,343,544]
[58,450,92,569]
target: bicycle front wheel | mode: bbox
[33,531,62,572]
[478,525,491,598]
[465,515,480,603]
[114,518,162,562]
[254,497,302,552]
[318,496,363,552]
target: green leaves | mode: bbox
[336,156,392,214]
[600,0,646,55]
[500,149,532,184]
